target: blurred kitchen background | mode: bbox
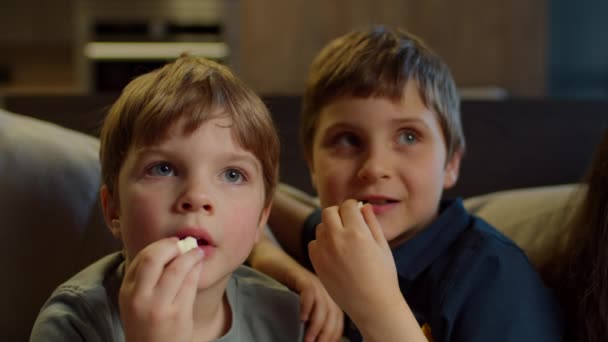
[0,0,606,99]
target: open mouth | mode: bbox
[196,237,211,246]
[176,233,214,247]
[359,199,399,205]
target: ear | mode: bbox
[443,148,463,190]
[254,202,272,243]
[100,185,122,241]
[305,153,319,192]
[309,171,318,193]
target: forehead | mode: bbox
[164,116,246,151]
[129,116,261,169]
[317,82,438,131]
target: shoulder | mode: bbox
[442,216,545,292]
[30,253,124,342]
[48,252,125,303]
[231,265,300,308]
[432,220,564,341]
[230,265,304,341]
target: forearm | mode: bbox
[267,184,317,263]
[248,234,309,288]
[355,298,427,342]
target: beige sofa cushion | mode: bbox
[463,184,582,275]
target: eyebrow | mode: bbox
[389,117,431,128]
[323,117,430,132]
[219,151,261,172]
[134,147,261,172]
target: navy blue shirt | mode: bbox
[302,199,563,342]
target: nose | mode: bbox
[176,179,214,214]
[357,146,392,182]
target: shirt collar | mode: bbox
[392,198,470,283]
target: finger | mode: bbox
[308,240,324,276]
[361,204,388,247]
[316,293,344,342]
[304,301,327,342]
[299,287,315,322]
[308,240,318,265]
[338,199,370,234]
[320,206,343,232]
[315,308,340,342]
[174,259,203,309]
[155,247,205,306]
[322,292,344,342]
[332,310,345,342]
[314,222,325,241]
[124,237,180,282]
[126,237,181,294]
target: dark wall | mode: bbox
[4,95,608,198]
[550,0,608,99]
[264,97,608,198]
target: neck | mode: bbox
[192,276,232,341]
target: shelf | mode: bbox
[84,41,229,61]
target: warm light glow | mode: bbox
[84,42,229,60]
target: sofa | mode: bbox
[0,107,586,341]
[0,109,120,341]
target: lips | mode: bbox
[175,228,216,258]
[357,196,400,215]
[175,228,215,247]
[357,195,400,205]
[359,198,399,205]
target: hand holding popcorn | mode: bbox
[119,237,204,342]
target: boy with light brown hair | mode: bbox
[31,55,304,341]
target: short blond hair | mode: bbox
[99,55,279,207]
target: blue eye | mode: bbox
[397,130,418,145]
[148,163,175,177]
[223,168,245,184]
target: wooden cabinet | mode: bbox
[233,0,547,97]
[0,0,547,97]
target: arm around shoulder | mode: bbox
[265,183,318,263]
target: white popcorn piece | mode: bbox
[177,236,198,254]
[357,201,364,210]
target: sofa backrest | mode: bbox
[463,184,582,280]
[0,109,121,341]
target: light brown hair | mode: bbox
[301,25,464,162]
[99,55,279,207]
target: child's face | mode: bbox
[103,113,269,288]
[309,82,461,246]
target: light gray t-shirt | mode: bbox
[30,252,304,341]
